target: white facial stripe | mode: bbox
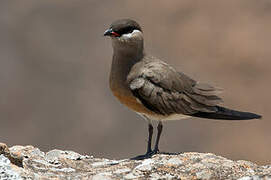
[121,29,141,39]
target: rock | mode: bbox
[134,159,154,171]
[0,142,271,179]
[92,174,113,180]
[0,155,22,180]
[167,157,184,166]
[238,176,271,180]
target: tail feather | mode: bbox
[192,106,262,120]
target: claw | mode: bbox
[152,148,159,154]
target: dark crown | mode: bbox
[110,19,142,36]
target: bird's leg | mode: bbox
[146,123,153,154]
[153,121,163,154]
[130,123,153,160]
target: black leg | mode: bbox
[153,122,163,153]
[147,123,153,154]
[130,121,163,160]
[130,123,154,160]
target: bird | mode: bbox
[103,19,262,159]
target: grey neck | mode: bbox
[112,37,144,58]
[110,39,144,93]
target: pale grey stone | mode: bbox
[135,158,154,171]
[167,157,183,166]
[1,142,271,180]
[0,155,21,180]
[114,168,131,174]
[92,174,112,180]
[124,173,138,179]
[196,169,213,179]
[91,160,119,168]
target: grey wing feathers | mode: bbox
[127,58,222,116]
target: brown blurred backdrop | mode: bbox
[0,0,269,164]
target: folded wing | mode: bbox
[127,57,222,116]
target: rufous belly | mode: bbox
[111,87,155,115]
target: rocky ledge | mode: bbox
[0,143,270,180]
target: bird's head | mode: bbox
[104,19,144,52]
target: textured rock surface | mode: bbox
[0,143,270,180]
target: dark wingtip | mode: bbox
[244,111,262,120]
[192,106,262,120]
[253,114,262,119]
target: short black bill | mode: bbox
[104,28,113,36]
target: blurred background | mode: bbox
[0,0,270,164]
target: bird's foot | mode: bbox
[131,149,160,160]
[151,148,159,155]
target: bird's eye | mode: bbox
[117,26,136,35]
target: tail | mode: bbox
[192,106,262,120]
